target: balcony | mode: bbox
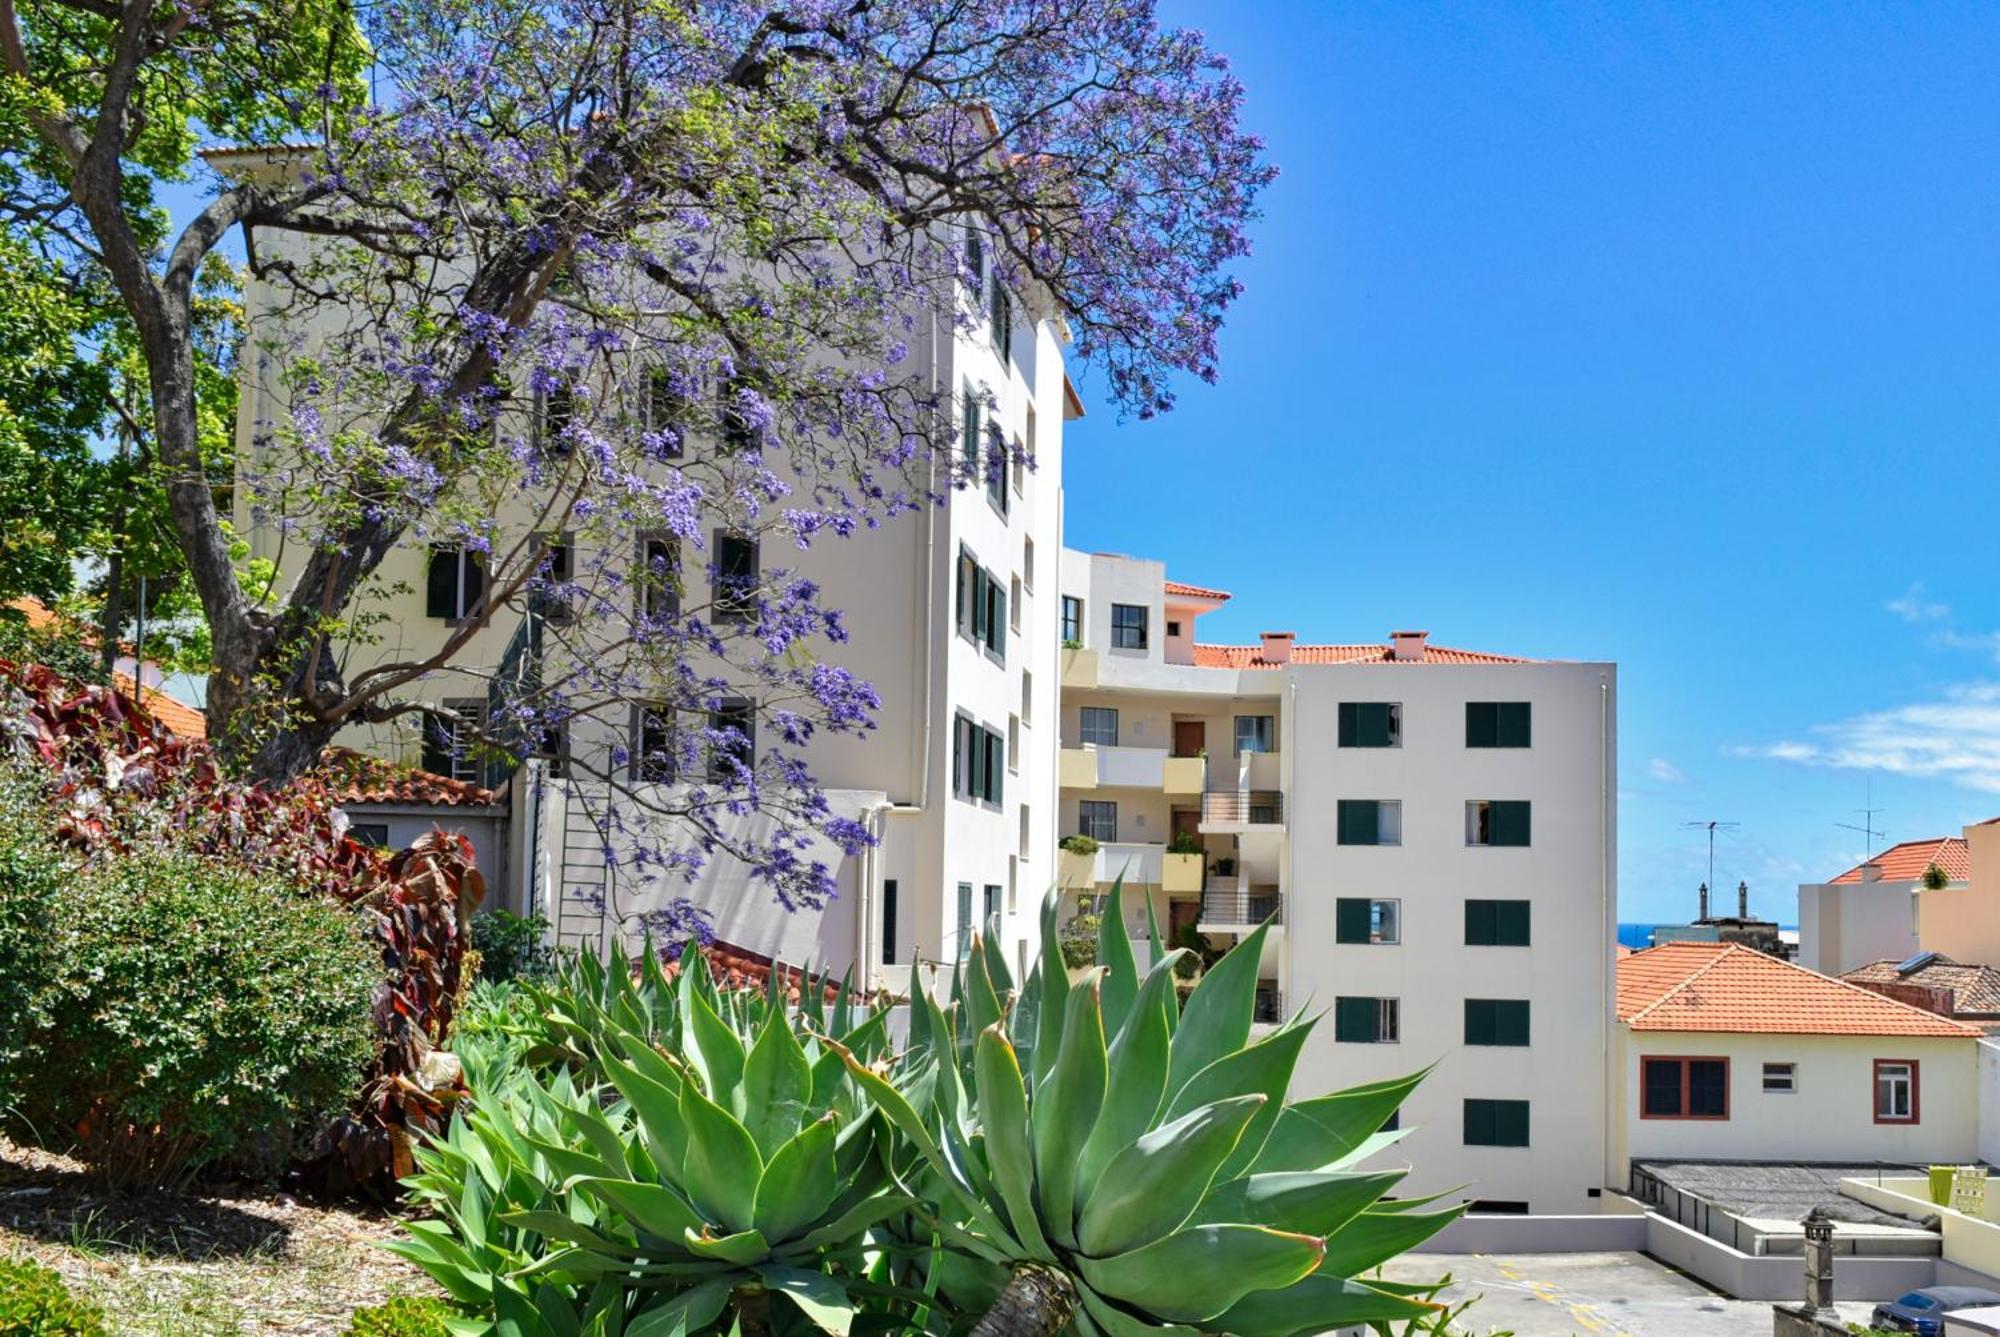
[1199,789,1285,831]
[1197,881,1284,933]
[1061,646,1098,689]
[1060,744,1207,795]
[1058,840,1166,888]
[1163,851,1204,894]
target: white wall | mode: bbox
[1798,879,1919,975]
[1614,1030,1979,1171]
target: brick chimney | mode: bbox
[1860,862,1883,884]
[1259,631,1295,665]
[1390,630,1429,662]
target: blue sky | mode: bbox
[1061,2,2000,924]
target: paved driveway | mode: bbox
[1376,1251,1880,1336]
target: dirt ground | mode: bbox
[0,1138,441,1335]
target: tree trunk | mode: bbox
[970,1265,1079,1337]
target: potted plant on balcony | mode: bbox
[1058,833,1099,889]
[1164,830,1204,892]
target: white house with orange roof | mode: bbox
[1800,836,1972,975]
[1613,941,1986,1178]
[1056,547,1617,1215]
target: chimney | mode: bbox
[1698,881,1710,921]
[1389,629,1429,662]
[1860,862,1883,885]
[1737,880,1749,920]
[1259,631,1295,665]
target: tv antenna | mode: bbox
[1835,779,1887,859]
[1681,820,1741,905]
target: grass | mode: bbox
[0,1137,440,1334]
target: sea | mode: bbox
[1617,922,1798,950]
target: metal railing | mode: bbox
[1200,790,1284,825]
[1201,886,1283,926]
[1253,987,1285,1025]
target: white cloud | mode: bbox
[1888,583,1950,624]
[1646,757,1688,784]
[1737,681,2000,795]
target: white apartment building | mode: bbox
[1056,549,1616,1213]
[222,144,1071,992]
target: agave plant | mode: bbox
[394,945,904,1336]
[836,882,1460,1337]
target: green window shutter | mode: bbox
[426,549,459,619]
[989,729,1004,805]
[1490,801,1531,847]
[1498,1101,1529,1146]
[1465,702,1497,747]
[1335,898,1373,944]
[421,716,452,776]
[972,569,988,640]
[1337,800,1378,846]
[1498,1000,1530,1046]
[1338,702,1358,746]
[1361,704,1393,747]
[1334,997,1377,1043]
[963,389,980,466]
[991,581,1007,657]
[1498,702,1532,747]
[1465,1000,1495,1046]
[1499,900,1531,945]
[1463,1100,1493,1145]
[1465,900,1496,945]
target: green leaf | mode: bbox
[680,1080,764,1233]
[783,1189,911,1253]
[754,1113,840,1243]
[624,1279,732,1337]
[1317,1205,1465,1277]
[1095,875,1140,1036]
[755,1264,857,1336]
[682,1225,771,1264]
[601,1050,688,1177]
[965,935,1004,1038]
[1077,1288,1202,1337]
[743,1007,813,1157]
[494,1280,561,1337]
[1077,1225,1325,1325]
[1033,890,1070,1087]
[1208,1275,1437,1337]
[981,913,1015,999]
[496,1210,637,1257]
[1077,955,1178,1188]
[568,1177,705,1243]
[1075,1094,1264,1257]
[1031,974,1108,1250]
[684,986,747,1116]
[973,1025,1056,1262]
[1165,922,1269,1101]
[1165,1020,1314,1181]
[1251,1071,1427,1174]
[1188,1170,1404,1236]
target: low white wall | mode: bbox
[1643,1211,1934,1301]
[1844,1175,2000,1285]
[1416,1213,1648,1255]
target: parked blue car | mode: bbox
[1871,1287,2000,1335]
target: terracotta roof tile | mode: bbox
[1191,642,1533,669]
[1164,579,1232,603]
[1616,941,1983,1037]
[110,672,207,740]
[1828,837,1970,884]
[1843,956,2000,1017]
[323,748,501,808]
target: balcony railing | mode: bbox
[1200,790,1284,826]
[1200,885,1283,927]
[1253,986,1285,1025]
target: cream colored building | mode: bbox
[1055,549,1617,1214]
[222,146,1075,991]
[1799,836,1970,976]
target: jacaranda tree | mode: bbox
[1,0,1272,908]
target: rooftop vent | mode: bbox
[1389,629,1429,661]
[1259,631,1295,665]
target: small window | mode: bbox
[1079,707,1119,748]
[537,376,576,457]
[534,721,568,779]
[1336,799,1402,847]
[637,535,681,621]
[1334,997,1400,1044]
[956,882,974,959]
[1007,714,1020,772]
[1875,1059,1919,1124]
[1466,899,1531,946]
[422,699,488,785]
[633,705,676,783]
[954,549,1006,659]
[1641,1057,1729,1119]
[426,547,487,621]
[963,232,985,298]
[1464,999,1531,1047]
[1466,799,1532,847]
[986,425,1009,515]
[707,698,756,783]
[1110,603,1148,650]
[983,883,1001,927]
[1021,671,1034,726]
[1023,537,1036,591]
[1762,1062,1796,1094]
[719,378,757,453]
[952,715,1005,805]
[1463,1099,1530,1148]
[713,532,759,624]
[881,880,898,964]
[1009,575,1022,634]
[1467,1200,1531,1215]
[1466,701,1532,748]
[1077,800,1117,842]
[1335,898,1400,944]
[1060,595,1083,645]
[349,822,391,848]
[990,282,1013,364]
[643,366,686,459]
[1234,714,1276,755]
[1166,619,1182,637]
[961,380,982,473]
[1338,702,1402,748]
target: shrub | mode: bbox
[1059,902,1101,968]
[0,1256,107,1336]
[1923,862,1951,891]
[1166,829,1203,856]
[1058,833,1098,855]
[13,850,380,1186]
[0,768,65,1119]
[471,909,553,984]
[339,1296,458,1337]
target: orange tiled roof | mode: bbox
[1843,956,2000,1017]
[1191,642,1532,669]
[1617,941,1982,1037]
[323,748,501,808]
[111,672,208,740]
[1164,579,1232,603]
[1828,837,1970,885]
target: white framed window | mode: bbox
[1111,602,1148,650]
[1762,1062,1796,1094]
[1007,714,1020,772]
[1010,575,1022,634]
[1875,1060,1918,1123]
[1022,536,1036,591]
[1079,707,1119,748]
[1077,800,1117,842]
[1234,714,1276,754]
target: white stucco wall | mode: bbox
[1797,879,1920,975]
